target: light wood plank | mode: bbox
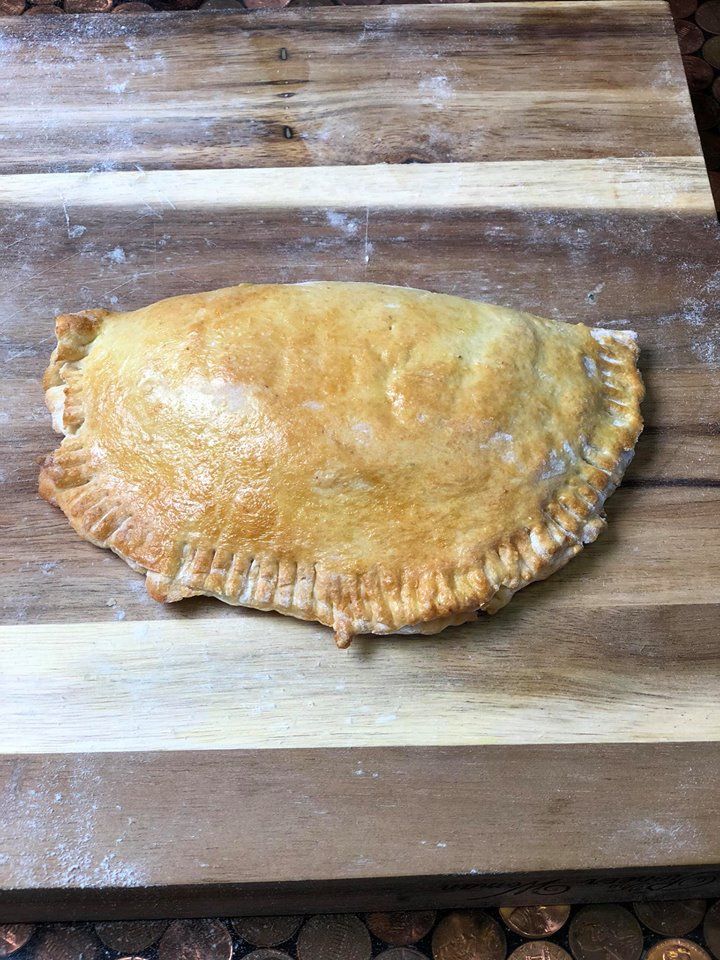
[0,2,700,173]
[0,159,714,213]
[1,601,719,753]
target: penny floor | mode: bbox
[2,901,720,960]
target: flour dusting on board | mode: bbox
[326,211,360,237]
[619,819,701,854]
[656,292,720,364]
[1,758,149,887]
[13,17,169,175]
[105,246,127,264]
[418,75,456,109]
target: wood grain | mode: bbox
[2,603,719,752]
[2,744,720,918]
[0,2,702,173]
[1,159,714,212]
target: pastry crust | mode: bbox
[39,282,643,646]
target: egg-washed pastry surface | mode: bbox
[40,282,643,647]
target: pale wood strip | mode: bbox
[0,159,713,213]
[1,600,719,753]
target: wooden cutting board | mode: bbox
[1,2,720,919]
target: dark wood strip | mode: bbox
[0,2,700,172]
[1,377,719,621]
[5,867,720,923]
[2,456,719,619]
[1,743,719,919]
[1,206,718,371]
[624,477,720,487]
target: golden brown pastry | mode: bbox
[40,282,643,647]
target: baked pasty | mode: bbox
[40,282,643,647]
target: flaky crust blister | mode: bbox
[39,282,643,646]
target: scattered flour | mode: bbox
[325,211,360,237]
[418,75,455,106]
[1,758,150,888]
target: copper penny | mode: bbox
[0,925,34,958]
[633,901,706,936]
[34,926,99,960]
[676,19,706,53]
[158,920,233,960]
[703,35,720,68]
[244,952,294,960]
[64,0,114,10]
[96,921,168,952]
[670,0,698,20]
[432,911,506,960]
[232,916,302,948]
[671,0,698,17]
[242,0,292,7]
[704,900,720,959]
[568,905,642,960]
[500,907,571,939]
[297,914,371,960]
[113,2,155,11]
[366,912,437,945]
[697,0,720,33]
[684,55,715,91]
[646,939,712,960]
[377,950,428,960]
[509,943,573,960]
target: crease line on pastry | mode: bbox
[106,515,134,548]
[580,454,612,479]
[540,513,573,546]
[83,499,121,537]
